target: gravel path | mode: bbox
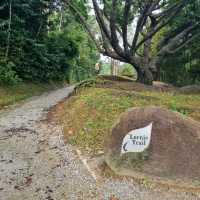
[0,86,199,200]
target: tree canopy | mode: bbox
[0,0,99,84]
[0,0,199,86]
[66,0,200,85]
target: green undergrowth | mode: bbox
[60,87,200,154]
[0,82,64,110]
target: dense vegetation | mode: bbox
[0,0,199,86]
[160,0,200,86]
[0,0,99,85]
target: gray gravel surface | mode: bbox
[0,86,199,200]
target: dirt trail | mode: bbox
[0,86,199,200]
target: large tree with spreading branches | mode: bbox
[65,0,200,85]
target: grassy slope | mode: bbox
[59,86,200,154]
[0,82,64,110]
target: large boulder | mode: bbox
[105,107,200,183]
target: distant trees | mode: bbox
[1,0,198,86]
[0,0,99,84]
[56,11,99,82]
[66,0,200,85]
[0,0,74,83]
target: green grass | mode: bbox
[0,82,64,110]
[60,87,200,154]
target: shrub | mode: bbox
[0,61,20,85]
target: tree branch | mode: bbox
[130,2,151,53]
[157,22,192,50]
[122,0,132,53]
[65,1,104,53]
[157,23,200,56]
[5,0,12,61]
[92,0,111,41]
[167,32,200,54]
[109,0,125,57]
[135,1,186,51]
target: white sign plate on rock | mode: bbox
[121,123,153,154]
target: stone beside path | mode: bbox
[105,107,200,183]
[0,86,199,200]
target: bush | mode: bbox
[0,61,20,85]
[14,33,78,82]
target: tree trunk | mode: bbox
[136,67,154,85]
[111,59,114,75]
[111,58,119,76]
[5,0,12,61]
[152,66,160,81]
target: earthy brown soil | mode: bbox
[105,107,200,183]
[96,77,176,92]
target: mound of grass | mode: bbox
[58,86,200,154]
[0,82,64,110]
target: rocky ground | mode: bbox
[0,86,199,200]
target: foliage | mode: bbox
[0,0,99,84]
[160,1,200,86]
[1,0,199,86]
[66,23,99,82]
[0,60,20,85]
[14,32,78,82]
[58,13,100,82]
[0,0,53,83]
[160,42,200,86]
[49,2,100,83]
